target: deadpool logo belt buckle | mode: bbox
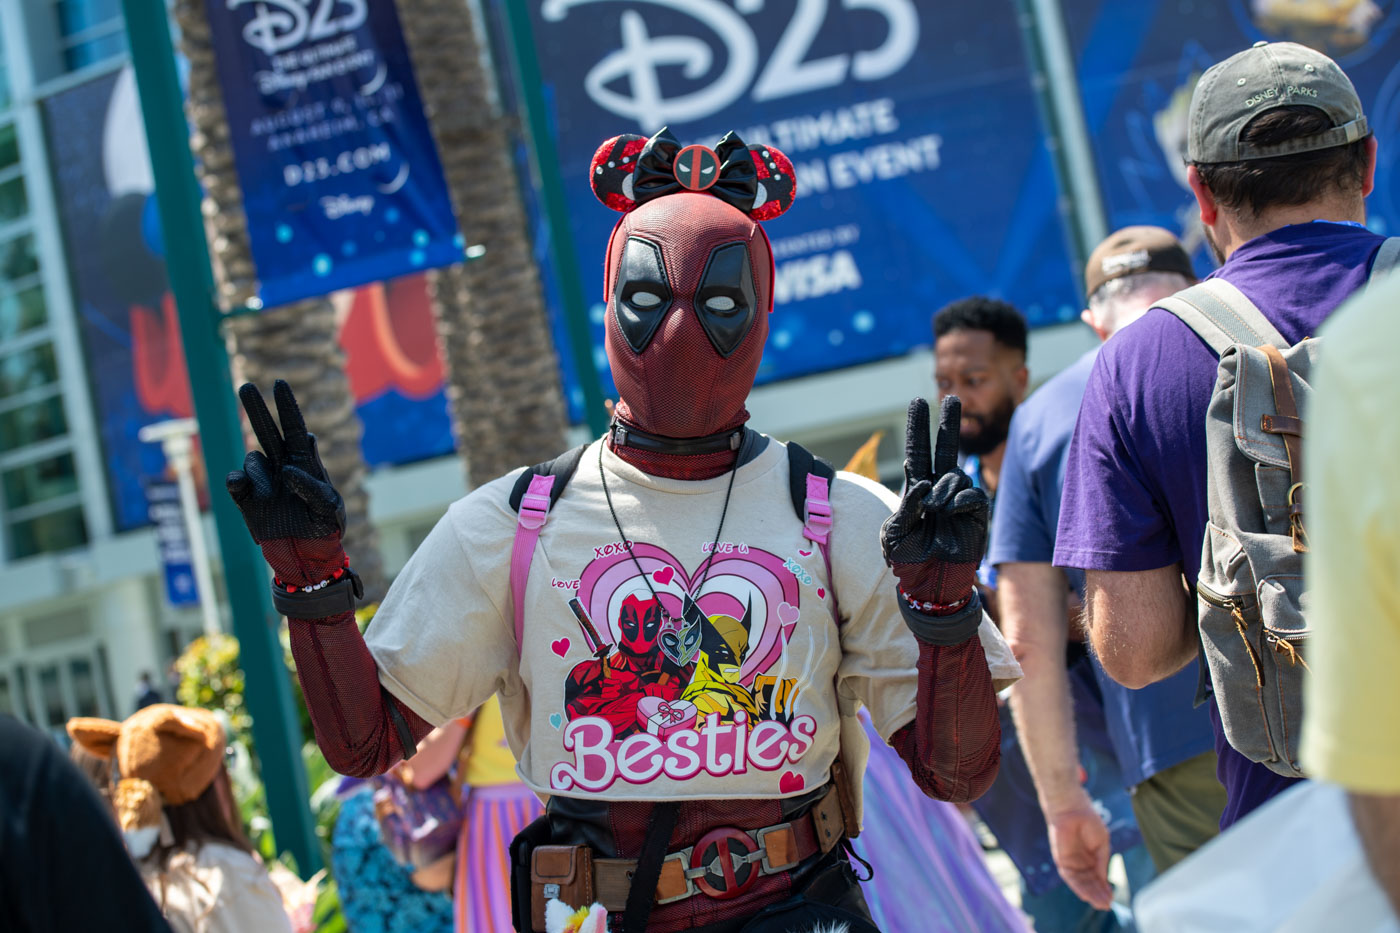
[690,826,763,900]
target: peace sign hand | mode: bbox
[226,380,347,559]
[881,397,989,591]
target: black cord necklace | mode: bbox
[598,434,741,625]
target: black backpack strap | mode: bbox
[508,443,589,512]
[784,441,835,525]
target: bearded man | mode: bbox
[226,128,1018,933]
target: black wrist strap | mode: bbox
[271,569,363,619]
[900,587,983,646]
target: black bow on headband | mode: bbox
[590,127,796,221]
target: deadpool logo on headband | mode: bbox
[590,128,797,221]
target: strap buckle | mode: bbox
[654,849,698,905]
[517,474,556,531]
[756,822,798,873]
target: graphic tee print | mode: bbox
[365,438,1018,804]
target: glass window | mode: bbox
[2,452,78,511]
[0,284,47,340]
[0,125,17,174]
[0,177,26,225]
[8,505,86,558]
[0,234,38,284]
[0,343,59,399]
[64,30,128,72]
[37,664,63,728]
[69,656,99,717]
[0,395,67,449]
[55,0,123,33]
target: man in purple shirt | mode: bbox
[1054,40,1385,829]
[996,227,1221,911]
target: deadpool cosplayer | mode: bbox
[227,128,1018,933]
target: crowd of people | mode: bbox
[3,37,1399,933]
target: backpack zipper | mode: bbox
[1197,582,1266,688]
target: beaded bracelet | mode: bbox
[274,557,353,595]
[898,585,971,615]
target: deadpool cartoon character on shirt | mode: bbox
[564,593,691,737]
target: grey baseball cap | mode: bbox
[1188,40,1369,164]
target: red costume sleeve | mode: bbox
[287,611,432,777]
[889,636,1000,804]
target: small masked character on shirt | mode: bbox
[682,598,761,724]
[564,592,687,737]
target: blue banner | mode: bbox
[1060,0,1400,272]
[510,1,1081,415]
[205,0,462,307]
[44,68,455,533]
[145,481,200,607]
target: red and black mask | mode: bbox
[591,129,796,440]
[616,593,664,657]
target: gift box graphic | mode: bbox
[636,697,698,737]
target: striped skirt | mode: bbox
[453,783,544,933]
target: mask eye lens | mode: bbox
[630,290,662,308]
[704,295,737,314]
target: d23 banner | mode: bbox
[1060,0,1400,272]
[204,0,462,307]
[43,68,453,533]
[515,0,1081,400]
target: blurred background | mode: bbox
[0,0,1395,900]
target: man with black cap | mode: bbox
[994,228,1222,914]
[1055,42,1391,829]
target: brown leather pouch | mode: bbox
[531,845,594,931]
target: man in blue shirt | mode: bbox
[993,228,1223,910]
[936,298,1146,932]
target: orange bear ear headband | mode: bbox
[67,716,122,759]
[589,127,796,221]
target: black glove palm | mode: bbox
[881,396,989,568]
[226,381,347,586]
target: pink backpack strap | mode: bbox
[510,473,556,655]
[802,473,841,624]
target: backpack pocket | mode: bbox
[1256,573,1309,777]
[1255,464,1294,538]
[1197,570,1308,779]
[1197,575,1275,769]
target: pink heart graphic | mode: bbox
[797,549,812,558]
[779,771,805,794]
[551,638,570,658]
[816,587,826,599]
[652,566,675,585]
[777,601,800,626]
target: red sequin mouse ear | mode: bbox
[728,136,797,221]
[589,134,650,213]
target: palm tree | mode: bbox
[171,0,387,603]
[397,0,570,486]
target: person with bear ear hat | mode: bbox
[67,704,293,933]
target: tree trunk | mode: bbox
[398,0,570,486]
[172,0,387,603]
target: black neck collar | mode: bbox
[608,419,745,456]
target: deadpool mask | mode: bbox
[616,593,663,657]
[604,194,773,438]
[590,129,796,440]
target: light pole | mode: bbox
[139,419,221,638]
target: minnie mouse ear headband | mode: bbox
[590,127,796,221]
